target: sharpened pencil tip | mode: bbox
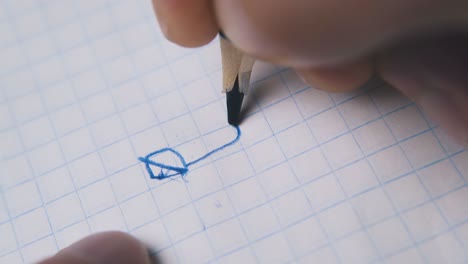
[226,76,244,126]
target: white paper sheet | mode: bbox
[1,0,468,263]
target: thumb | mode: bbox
[38,231,152,264]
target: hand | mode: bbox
[38,232,151,264]
[152,0,468,144]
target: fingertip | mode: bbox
[40,231,151,264]
[152,0,219,47]
[295,59,374,93]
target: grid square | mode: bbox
[319,202,362,239]
[176,232,214,263]
[384,105,428,141]
[152,180,191,215]
[419,233,465,264]
[142,67,177,98]
[32,57,65,86]
[304,174,345,211]
[0,45,27,74]
[294,88,333,119]
[120,22,157,51]
[68,153,106,188]
[13,207,51,246]
[152,90,188,122]
[214,151,254,186]
[285,218,328,256]
[0,223,17,255]
[51,22,86,51]
[36,167,74,203]
[81,92,116,123]
[400,131,445,169]
[1,156,33,188]
[100,139,136,174]
[11,92,45,123]
[227,177,266,214]
[102,56,136,86]
[247,137,285,172]
[455,222,468,248]
[368,217,412,256]
[191,101,225,135]
[112,80,147,111]
[131,126,167,156]
[90,115,126,148]
[0,251,22,264]
[353,119,396,155]
[161,114,198,146]
[78,179,116,216]
[240,204,280,240]
[351,188,394,226]
[385,173,429,211]
[62,45,95,75]
[264,98,303,133]
[42,80,76,112]
[0,104,13,131]
[2,68,35,99]
[368,145,412,182]
[322,134,362,169]
[290,148,331,183]
[20,236,57,264]
[335,231,378,263]
[55,221,90,249]
[402,202,447,241]
[436,187,468,225]
[46,193,84,231]
[13,10,45,39]
[271,189,311,227]
[71,69,107,99]
[44,0,77,27]
[88,207,127,232]
[110,165,147,202]
[419,159,464,197]
[19,116,55,149]
[132,219,171,250]
[82,10,113,39]
[4,180,40,218]
[186,164,223,199]
[385,248,424,264]
[92,33,125,62]
[299,247,339,264]
[121,192,158,230]
[180,77,218,110]
[0,130,23,158]
[60,128,95,161]
[23,34,55,63]
[195,190,235,227]
[50,103,86,136]
[258,163,298,199]
[132,45,166,73]
[28,141,64,176]
[307,109,348,143]
[338,94,380,129]
[164,205,203,242]
[169,54,205,86]
[253,233,293,263]
[336,160,379,196]
[240,113,273,147]
[207,219,247,256]
[276,123,316,159]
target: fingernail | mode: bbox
[59,232,151,264]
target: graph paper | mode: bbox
[1,0,468,263]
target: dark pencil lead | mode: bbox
[226,76,244,126]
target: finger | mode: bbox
[39,231,151,264]
[295,58,373,92]
[214,0,468,67]
[152,0,218,47]
[377,34,468,144]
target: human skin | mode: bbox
[152,0,468,144]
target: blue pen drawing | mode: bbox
[138,126,241,180]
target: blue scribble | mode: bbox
[138,126,241,180]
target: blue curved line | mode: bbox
[138,126,241,180]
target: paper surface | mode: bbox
[1,1,468,263]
